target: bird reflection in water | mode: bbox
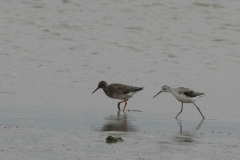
[173,119,204,144]
[101,111,138,132]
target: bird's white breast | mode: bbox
[112,92,135,100]
[172,93,199,103]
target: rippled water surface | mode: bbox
[0,0,240,159]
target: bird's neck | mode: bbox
[102,85,108,92]
[102,85,111,97]
[167,88,175,94]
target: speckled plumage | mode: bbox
[177,87,205,98]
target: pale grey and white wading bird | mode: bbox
[92,81,143,111]
[153,85,205,119]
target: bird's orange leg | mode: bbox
[123,99,129,111]
[118,100,126,110]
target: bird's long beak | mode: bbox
[92,87,99,94]
[153,91,162,98]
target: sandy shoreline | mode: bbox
[0,124,239,160]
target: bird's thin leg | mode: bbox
[193,103,205,119]
[175,103,183,118]
[118,100,126,110]
[122,99,129,111]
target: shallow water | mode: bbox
[0,0,240,159]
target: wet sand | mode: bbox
[0,121,239,160]
[1,111,240,159]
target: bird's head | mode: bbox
[92,81,107,94]
[153,85,170,98]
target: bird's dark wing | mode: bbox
[178,87,204,98]
[109,84,143,95]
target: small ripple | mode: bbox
[205,62,212,65]
[43,29,50,32]
[212,4,224,8]
[172,17,178,20]
[171,61,179,64]
[210,67,217,70]
[152,2,163,6]
[228,59,240,63]
[154,38,163,41]
[161,52,168,55]
[170,7,178,10]
[68,46,79,50]
[142,4,151,8]
[90,52,98,55]
[97,71,106,74]
[126,46,136,50]
[126,27,144,31]
[168,54,177,58]
[193,2,210,7]
[62,0,71,3]
[116,45,124,48]
[13,46,21,48]
[41,60,53,63]
[23,21,35,25]
[0,92,15,94]
[227,54,240,58]
[193,2,224,8]
[149,70,156,73]
[32,5,45,9]
[56,69,71,73]
[62,38,74,41]
[181,48,188,51]
[213,39,225,42]
[52,33,61,36]
[222,23,232,27]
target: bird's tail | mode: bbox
[134,87,144,92]
[199,93,206,97]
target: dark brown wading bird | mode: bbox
[92,81,143,111]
